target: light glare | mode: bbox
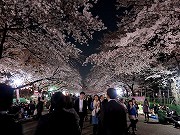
[13,78,23,86]
[116,87,123,96]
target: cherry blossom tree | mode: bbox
[0,0,105,56]
[0,49,81,89]
[0,0,179,98]
[0,0,105,92]
[87,0,179,73]
[85,0,179,97]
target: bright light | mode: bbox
[116,87,123,96]
[48,86,57,92]
[75,93,79,97]
[13,78,23,86]
[49,87,54,91]
[62,91,66,95]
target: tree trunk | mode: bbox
[123,86,129,97]
[0,24,8,59]
[170,78,180,105]
[126,83,135,96]
[174,55,180,76]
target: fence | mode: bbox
[149,97,175,105]
[149,97,180,115]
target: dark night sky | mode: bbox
[74,0,130,80]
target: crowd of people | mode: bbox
[6,96,46,121]
[1,83,178,135]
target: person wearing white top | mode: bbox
[91,95,100,135]
[79,99,83,112]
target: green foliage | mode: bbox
[157,109,167,124]
[168,104,180,115]
[150,101,180,115]
[157,105,180,124]
[149,102,154,109]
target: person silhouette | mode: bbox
[0,83,23,135]
[98,88,127,135]
[34,91,81,135]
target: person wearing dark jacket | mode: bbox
[36,97,44,119]
[74,91,88,132]
[0,83,23,135]
[34,92,81,135]
[98,88,127,135]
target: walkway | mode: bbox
[82,114,180,135]
[23,114,180,135]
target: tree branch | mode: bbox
[52,66,60,76]
[5,35,46,62]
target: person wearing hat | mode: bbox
[0,83,23,135]
[98,88,127,135]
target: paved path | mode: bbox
[23,120,37,135]
[23,114,180,135]
[130,115,180,135]
[82,114,180,135]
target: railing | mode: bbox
[149,97,175,105]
